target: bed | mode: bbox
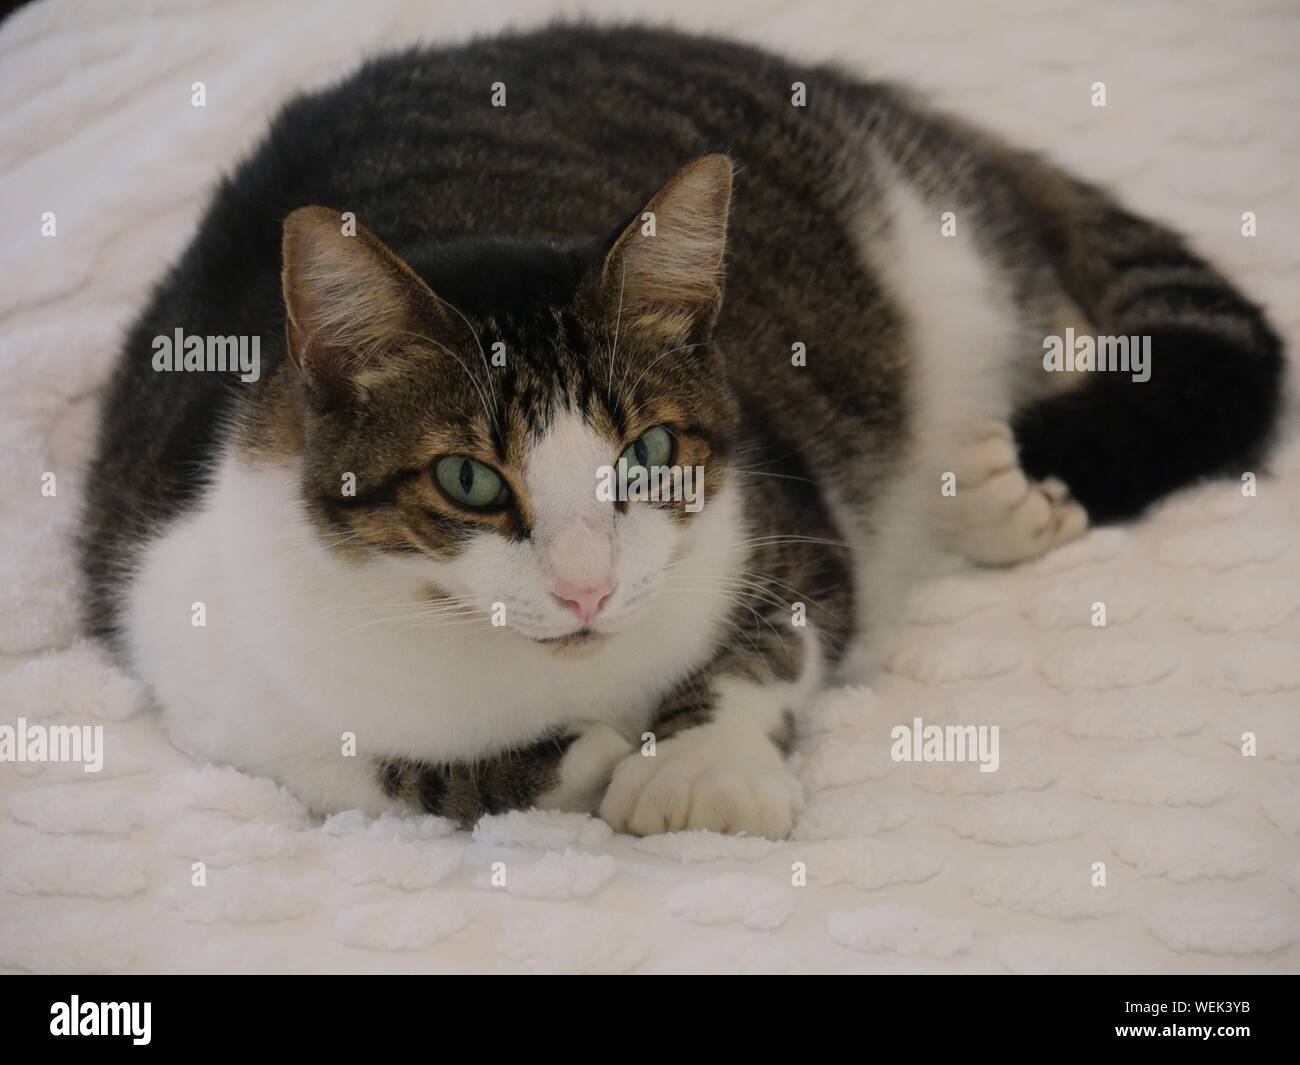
[1,0,1297,974]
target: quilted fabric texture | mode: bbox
[1,0,1297,974]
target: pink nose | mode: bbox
[551,579,615,625]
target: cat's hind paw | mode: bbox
[942,422,1088,565]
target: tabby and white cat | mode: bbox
[81,26,1284,838]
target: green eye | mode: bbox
[434,456,510,509]
[619,426,673,471]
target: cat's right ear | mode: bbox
[598,154,734,343]
[281,207,449,400]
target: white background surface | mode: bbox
[0,0,1297,973]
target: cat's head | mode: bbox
[266,155,739,652]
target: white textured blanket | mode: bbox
[1,0,1297,974]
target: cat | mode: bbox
[80,24,1285,838]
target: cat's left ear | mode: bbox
[598,154,733,342]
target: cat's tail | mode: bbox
[998,153,1286,522]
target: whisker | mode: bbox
[606,257,626,404]
[433,295,498,425]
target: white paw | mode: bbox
[598,730,803,839]
[536,723,636,814]
[943,423,1088,565]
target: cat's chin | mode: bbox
[528,629,610,658]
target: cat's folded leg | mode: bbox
[598,622,821,839]
[375,722,633,828]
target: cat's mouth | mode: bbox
[531,628,608,656]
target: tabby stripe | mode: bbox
[324,466,424,509]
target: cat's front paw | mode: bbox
[536,723,636,815]
[598,731,803,839]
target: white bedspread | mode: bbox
[1,0,1297,974]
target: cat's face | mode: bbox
[267,156,737,652]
